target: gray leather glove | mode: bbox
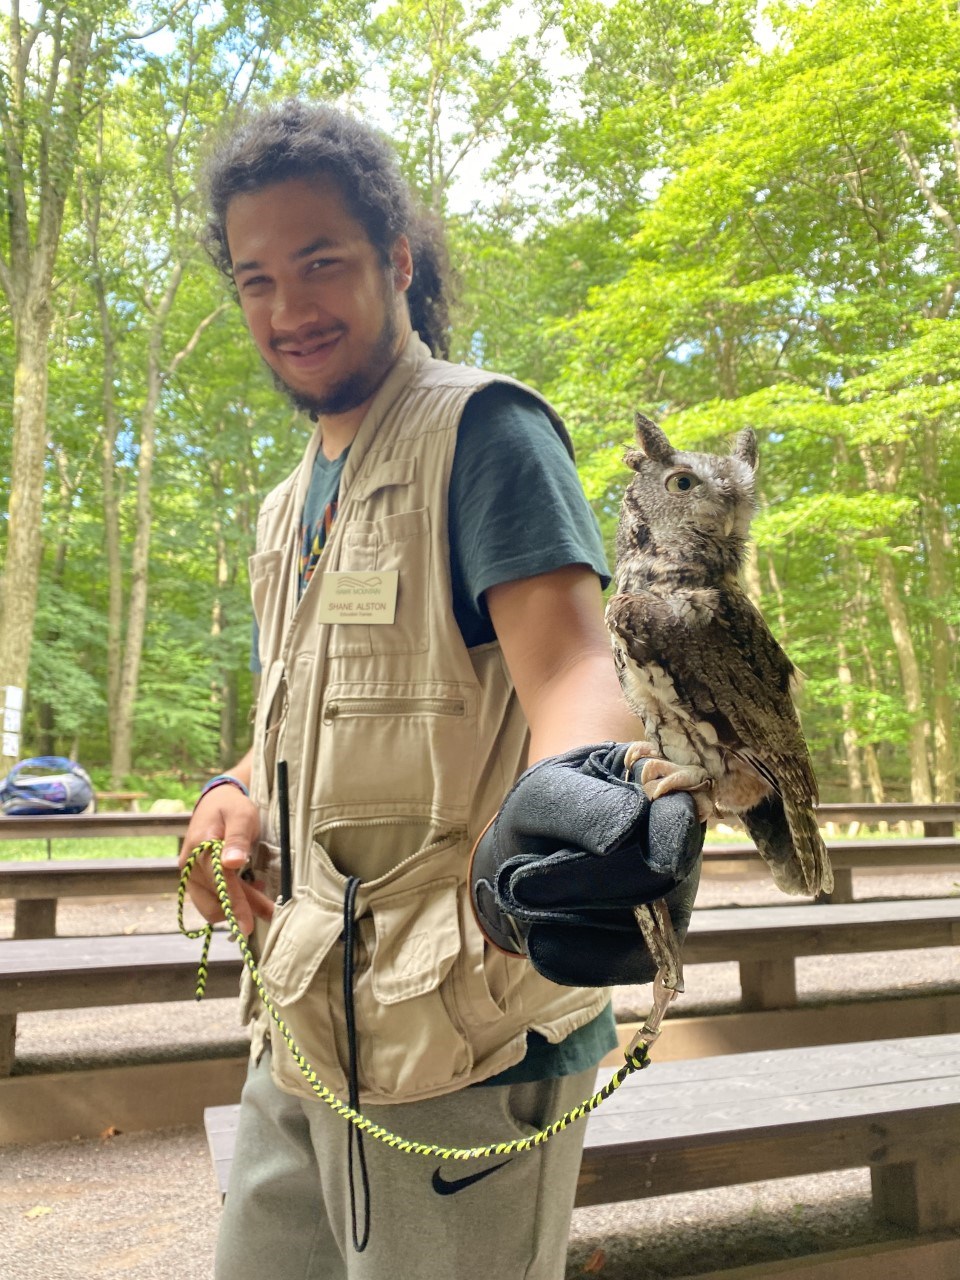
[470,742,703,986]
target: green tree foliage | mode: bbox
[0,0,955,803]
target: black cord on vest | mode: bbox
[342,876,371,1252]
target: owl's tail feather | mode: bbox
[741,793,833,896]
[784,798,833,896]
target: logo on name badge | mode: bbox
[318,570,399,624]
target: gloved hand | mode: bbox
[470,742,703,987]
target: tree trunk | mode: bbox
[837,636,864,802]
[91,233,124,732]
[110,323,165,783]
[765,552,789,639]
[874,551,933,803]
[0,303,51,770]
[920,422,955,802]
[853,581,886,806]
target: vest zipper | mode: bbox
[314,821,469,877]
[323,696,466,722]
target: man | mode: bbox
[179,100,700,1280]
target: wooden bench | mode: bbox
[95,790,149,812]
[204,1032,960,1278]
[702,837,960,903]
[1,832,954,947]
[0,857,177,939]
[683,897,960,1010]
[0,810,190,862]
[813,801,960,839]
[1,896,958,1077]
[0,929,240,1075]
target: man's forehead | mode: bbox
[226,176,367,267]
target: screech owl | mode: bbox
[605,413,833,898]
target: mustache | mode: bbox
[270,327,344,352]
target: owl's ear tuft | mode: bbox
[732,428,758,471]
[633,413,675,463]
[623,447,645,471]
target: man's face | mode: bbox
[225,176,411,419]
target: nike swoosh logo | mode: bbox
[431,1158,512,1196]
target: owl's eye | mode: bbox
[665,471,701,494]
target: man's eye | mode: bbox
[239,276,268,290]
[309,258,335,271]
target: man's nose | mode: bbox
[271,280,322,331]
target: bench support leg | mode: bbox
[738,958,797,1010]
[817,868,854,904]
[872,1153,960,1231]
[14,898,58,939]
[0,1015,15,1077]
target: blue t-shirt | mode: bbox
[253,382,618,1082]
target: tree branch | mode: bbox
[895,127,960,254]
[168,302,229,375]
[116,0,193,43]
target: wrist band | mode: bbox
[196,774,250,808]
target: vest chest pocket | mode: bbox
[327,509,431,657]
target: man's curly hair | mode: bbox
[202,100,452,359]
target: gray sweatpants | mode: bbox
[215,1047,596,1280]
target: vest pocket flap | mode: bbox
[370,877,460,1004]
[351,457,416,502]
[258,889,344,1005]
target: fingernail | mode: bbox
[222,847,247,868]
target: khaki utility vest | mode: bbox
[243,334,608,1105]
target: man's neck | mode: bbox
[317,405,368,461]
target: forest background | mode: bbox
[0,0,956,807]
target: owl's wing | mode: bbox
[697,590,819,806]
[608,588,830,895]
[607,587,815,795]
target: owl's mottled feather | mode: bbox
[606,414,832,897]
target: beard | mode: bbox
[269,289,401,420]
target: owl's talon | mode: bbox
[640,759,715,822]
[623,740,660,779]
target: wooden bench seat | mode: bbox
[0,811,189,866]
[702,837,960,902]
[204,1032,960,1278]
[0,930,240,1074]
[1,897,958,1075]
[0,812,190,841]
[0,857,176,938]
[684,896,960,1010]
[95,790,149,812]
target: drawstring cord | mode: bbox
[179,842,658,1225]
[342,876,370,1252]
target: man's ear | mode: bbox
[392,234,413,292]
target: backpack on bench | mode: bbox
[0,756,96,816]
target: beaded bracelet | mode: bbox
[195,773,250,810]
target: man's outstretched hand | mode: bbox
[470,743,704,986]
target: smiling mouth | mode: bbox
[276,333,342,362]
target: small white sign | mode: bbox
[4,685,23,711]
[2,732,20,758]
[3,707,21,733]
[317,571,399,625]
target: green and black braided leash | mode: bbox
[178,838,654,1162]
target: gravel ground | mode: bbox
[1,866,958,1278]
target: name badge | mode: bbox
[318,571,399,624]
